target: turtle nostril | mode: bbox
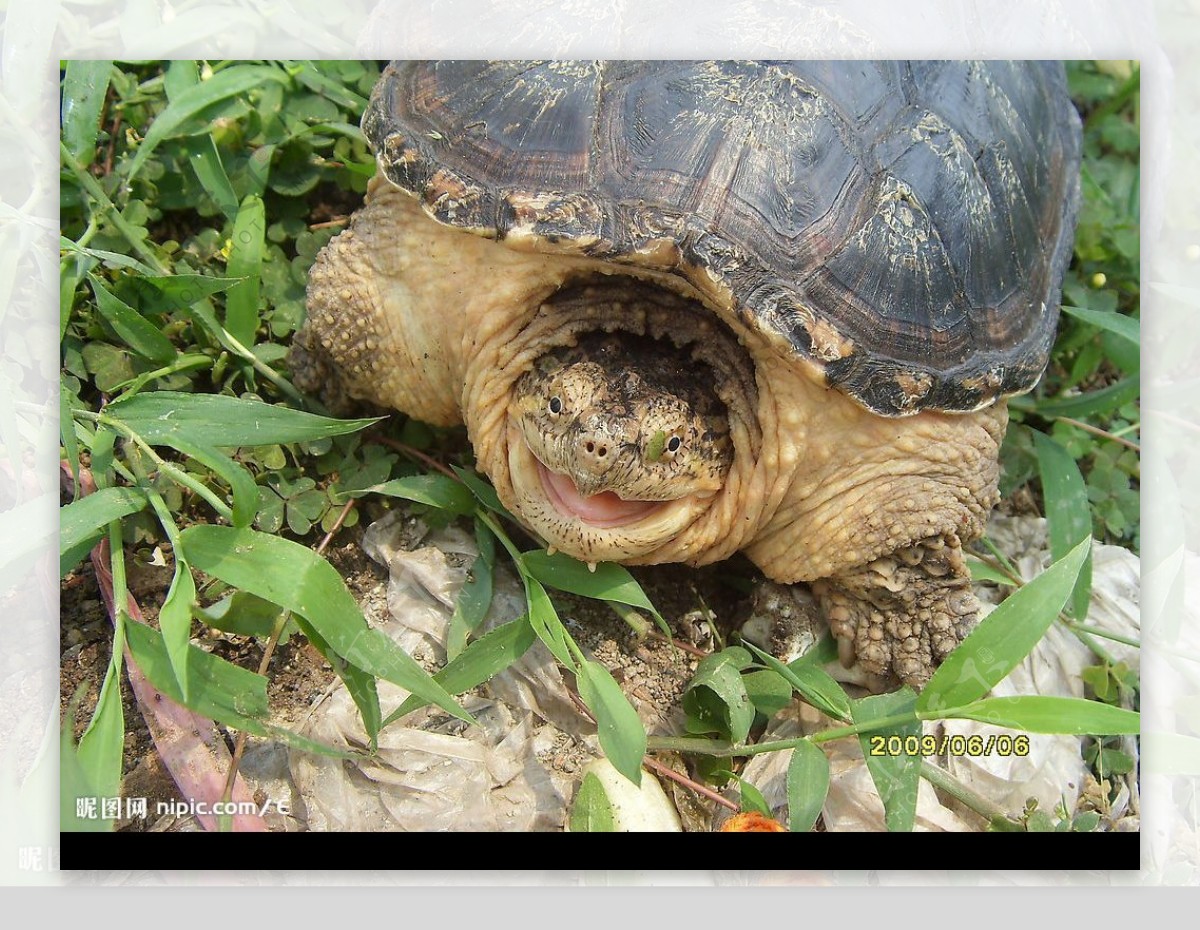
[598,446,607,457]
[585,441,595,454]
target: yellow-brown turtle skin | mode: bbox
[295,183,1006,686]
[294,61,1080,687]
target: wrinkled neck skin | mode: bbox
[304,178,1005,580]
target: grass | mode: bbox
[59,59,1140,833]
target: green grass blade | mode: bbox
[137,274,246,309]
[61,60,113,164]
[124,618,350,759]
[156,558,197,701]
[141,488,197,700]
[1033,431,1093,619]
[225,195,265,346]
[966,556,1017,586]
[61,239,157,276]
[179,524,473,724]
[197,590,288,638]
[851,687,921,832]
[521,549,665,623]
[125,64,291,180]
[357,474,476,515]
[933,695,1139,735]
[1019,377,1139,420]
[89,275,177,364]
[1061,305,1140,346]
[61,708,110,832]
[103,391,379,446]
[522,575,576,669]
[743,640,852,722]
[452,464,507,514]
[190,136,240,221]
[388,615,537,724]
[75,638,126,822]
[61,384,83,497]
[60,487,147,575]
[786,740,830,832]
[164,60,239,221]
[446,519,497,660]
[919,537,1092,714]
[576,659,646,787]
[569,771,616,832]
[291,614,382,743]
[157,434,259,527]
[126,614,268,718]
[290,61,370,111]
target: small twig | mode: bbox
[308,216,349,230]
[316,497,357,553]
[1056,415,1140,453]
[645,629,709,659]
[373,435,460,481]
[642,756,739,813]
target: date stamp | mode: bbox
[868,733,1031,758]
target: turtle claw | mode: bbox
[837,635,856,669]
[586,561,597,573]
[546,545,558,556]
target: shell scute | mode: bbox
[364,60,1081,416]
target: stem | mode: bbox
[111,353,214,393]
[919,761,1012,825]
[1061,619,1140,649]
[316,497,357,552]
[978,536,1021,579]
[60,140,169,274]
[211,325,310,408]
[221,605,293,809]
[374,435,459,480]
[477,508,524,563]
[1056,415,1140,453]
[97,414,235,522]
[1108,421,1140,439]
[642,756,739,813]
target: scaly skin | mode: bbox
[294,177,1007,687]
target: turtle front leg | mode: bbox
[812,533,977,689]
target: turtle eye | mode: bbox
[548,396,563,415]
[666,436,682,455]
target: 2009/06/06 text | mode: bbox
[869,734,1031,758]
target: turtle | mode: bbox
[291,60,1082,688]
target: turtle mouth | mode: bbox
[535,459,665,528]
[506,422,717,562]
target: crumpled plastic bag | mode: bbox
[289,513,596,831]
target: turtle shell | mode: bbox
[362,60,1082,416]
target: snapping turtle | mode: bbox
[292,60,1082,687]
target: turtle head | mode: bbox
[507,332,732,560]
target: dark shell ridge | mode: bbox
[361,60,1083,416]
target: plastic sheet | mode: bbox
[290,514,595,831]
